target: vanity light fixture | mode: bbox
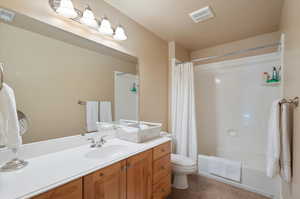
[56,0,78,19]
[114,25,128,41]
[80,6,98,28]
[49,0,128,41]
[99,17,114,36]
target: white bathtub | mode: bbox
[198,154,281,199]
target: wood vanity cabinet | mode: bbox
[31,142,171,199]
[84,150,153,199]
[31,178,83,199]
[126,150,153,199]
[84,160,127,199]
[152,142,171,199]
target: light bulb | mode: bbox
[113,26,127,41]
[80,6,98,28]
[98,18,114,36]
[56,0,78,19]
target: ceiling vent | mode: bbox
[189,6,215,23]
[0,8,15,22]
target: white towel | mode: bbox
[0,114,6,146]
[266,99,281,178]
[0,83,21,149]
[99,101,112,122]
[86,101,99,132]
[280,103,292,183]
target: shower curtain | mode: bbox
[171,61,198,161]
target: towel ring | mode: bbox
[0,64,3,90]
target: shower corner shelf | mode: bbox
[261,82,281,87]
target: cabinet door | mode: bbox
[32,178,82,199]
[153,154,171,184]
[152,174,171,199]
[127,150,153,199]
[84,161,126,199]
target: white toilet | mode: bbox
[171,154,197,189]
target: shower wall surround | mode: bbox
[195,53,281,198]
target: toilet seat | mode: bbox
[171,154,197,173]
[172,164,197,171]
[171,154,196,167]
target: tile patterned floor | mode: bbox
[169,175,270,199]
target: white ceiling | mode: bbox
[104,0,283,51]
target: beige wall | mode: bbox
[175,43,190,62]
[191,31,281,65]
[168,41,190,62]
[0,22,136,143]
[280,0,300,198]
[0,0,169,130]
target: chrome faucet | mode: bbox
[87,135,108,148]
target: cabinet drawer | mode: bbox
[153,154,171,184]
[153,142,171,160]
[32,178,82,199]
[152,175,171,199]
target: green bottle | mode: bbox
[272,67,278,82]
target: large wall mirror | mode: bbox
[0,12,139,144]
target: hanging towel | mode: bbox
[0,113,6,146]
[266,99,281,178]
[280,103,292,183]
[0,83,21,149]
[99,101,112,122]
[86,101,99,132]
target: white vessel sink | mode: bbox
[116,121,162,143]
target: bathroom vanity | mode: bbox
[0,136,171,199]
[32,141,171,199]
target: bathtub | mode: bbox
[198,154,281,199]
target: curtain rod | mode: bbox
[176,42,281,65]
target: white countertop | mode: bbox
[0,136,171,199]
